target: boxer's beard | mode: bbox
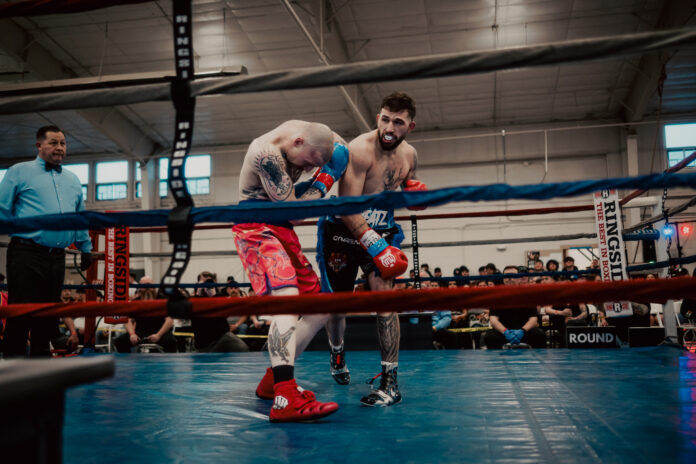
[378,129,405,151]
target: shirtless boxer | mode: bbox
[233,120,349,422]
[317,92,426,406]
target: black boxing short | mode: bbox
[317,212,404,293]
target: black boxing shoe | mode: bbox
[330,345,350,385]
[360,368,401,407]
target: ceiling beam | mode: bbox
[622,1,696,122]
[282,0,373,133]
[0,18,163,159]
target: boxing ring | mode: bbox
[2,1,696,463]
[62,349,696,464]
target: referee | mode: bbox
[0,126,92,357]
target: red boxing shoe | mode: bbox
[256,367,275,400]
[269,379,339,423]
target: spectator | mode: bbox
[433,267,447,288]
[420,263,433,277]
[114,276,177,353]
[128,272,138,299]
[226,279,250,335]
[191,271,248,353]
[560,256,579,281]
[546,259,560,280]
[533,260,544,273]
[245,289,272,351]
[588,258,600,271]
[483,265,546,349]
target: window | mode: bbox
[0,169,7,183]
[136,155,211,198]
[63,163,89,199]
[96,160,128,201]
[135,159,169,198]
[665,123,696,168]
[183,154,211,195]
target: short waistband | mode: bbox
[10,237,65,254]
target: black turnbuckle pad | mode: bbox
[167,205,193,244]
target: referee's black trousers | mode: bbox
[3,238,65,357]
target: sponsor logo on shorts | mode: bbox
[328,252,348,272]
[332,235,359,245]
[362,208,392,228]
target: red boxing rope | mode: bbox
[1,278,694,319]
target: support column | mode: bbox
[139,159,161,279]
[625,133,643,263]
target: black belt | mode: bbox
[11,237,65,254]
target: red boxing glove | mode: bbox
[359,228,409,280]
[374,246,409,280]
[404,179,427,211]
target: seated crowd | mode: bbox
[5,258,693,354]
[414,258,692,350]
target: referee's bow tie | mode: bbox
[45,162,62,173]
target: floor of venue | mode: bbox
[64,347,696,463]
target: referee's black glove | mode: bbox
[80,252,93,271]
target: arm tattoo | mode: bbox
[241,186,267,200]
[297,185,323,201]
[256,149,292,201]
[376,313,400,364]
[268,324,295,363]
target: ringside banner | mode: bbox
[105,226,129,324]
[594,189,633,317]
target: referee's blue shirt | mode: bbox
[0,156,92,252]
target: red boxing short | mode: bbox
[232,223,321,296]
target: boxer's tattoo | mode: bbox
[383,167,404,191]
[377,313,400,364]
[268,324,295,363]
[241,186,267,200]
[256,149,292,201]
[297,185,323,201]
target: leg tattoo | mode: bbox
[376,313,400,364]
[269,324,296,363]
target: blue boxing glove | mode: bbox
[294,179,314,197]
[511,329,525,345]
[503,329,516,343]
[312,142,349,196]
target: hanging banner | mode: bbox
[104,226,130,324]
[594,189,632,317]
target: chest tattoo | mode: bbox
[383,167,403,191]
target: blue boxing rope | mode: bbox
[1,171,695,235]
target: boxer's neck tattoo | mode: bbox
[269,324,295,363]
[377,313,400,364]
[256,149,292,201]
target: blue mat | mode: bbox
[64,347,696,463]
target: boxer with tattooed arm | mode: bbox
[233,120,349,422]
